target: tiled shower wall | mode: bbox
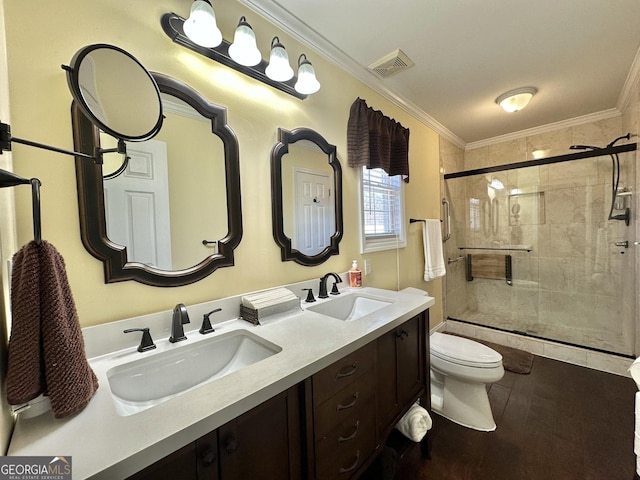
[441,117,637,356]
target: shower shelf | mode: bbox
[459,245,532,252]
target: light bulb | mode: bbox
[182,0,222,48]
[265,37,293,82]
[294,54,320,95]
[228,16,262,67]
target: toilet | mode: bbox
[429,332,505,431]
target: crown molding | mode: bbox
[617,45,640,112]
[464,108,622,150]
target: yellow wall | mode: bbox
[2,0,443,328]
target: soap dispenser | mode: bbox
[349,260,362,288]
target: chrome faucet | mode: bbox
[318,273,343,299]
[169,303,190,343]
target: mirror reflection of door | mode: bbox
[282,140,335,255]
[293,168,333,256]
[104,140,172,269]
[100,95,227,271]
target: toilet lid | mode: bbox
[430,332,503,368]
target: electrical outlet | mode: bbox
[363,258,371,275]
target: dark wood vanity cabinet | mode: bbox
[126,386,301,480]
[306,310,430,480]
[376,311,428,442]
[128,310,430,480]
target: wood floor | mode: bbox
[396,356,637,480]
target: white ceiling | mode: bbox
[239,0,640,147]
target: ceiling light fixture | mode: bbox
[182,0,222,48]
[265,37,294,82]
[228,16,262,67]
[294,54,320,95]
[495,87,537,112]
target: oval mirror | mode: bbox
[271,127,343,266]
[72,73,242,287]
[65,44,163,142]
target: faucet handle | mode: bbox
[124,328,156,352]
[302,288,316,303]
[170,303,190,343]
[200,308,221,335]
[330,281,341,295]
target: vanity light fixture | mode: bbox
[495,87,537,112]
[294,54,321,95]
[161,13,318,100]
[265,37,294,82]
[228,16,262,67]
[182,0,222,48]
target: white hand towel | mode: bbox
[635,392,640,433]
[394,402,432,442]
[629,357,640,389]
[635,432,640,456]
[422,219,446,281]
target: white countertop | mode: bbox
[8,284,433,479]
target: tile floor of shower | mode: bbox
[442,318,634,377]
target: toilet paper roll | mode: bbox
[629,357,640,389]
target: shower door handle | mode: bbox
[442,198,451,242]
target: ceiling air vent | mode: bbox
[368,49,414,78]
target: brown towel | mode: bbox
[6,241,98,418]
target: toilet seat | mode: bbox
[431,332,502,368]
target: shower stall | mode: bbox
[443,140,637,357]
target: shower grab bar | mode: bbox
[442,198,451,242]
[459,246,532,252]
[447,256,464,264]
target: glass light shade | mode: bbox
[228,17,262,67]
[294,55,320,95]
[496,87,537,112]
[265,38,293,82]
[489,178,505,190]
[183,0,222,48]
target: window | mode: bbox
[360,167,406,253]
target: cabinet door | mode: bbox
[396,313,425,408]
[376,327,398,437]
[195,431,219,480]
[125,443,198,480]
[375,312,428,441]
[218,386,302,480]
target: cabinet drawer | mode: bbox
[315,393,375,461]
[312,342,375,407]
[315,410,376,480]
[314,373,375,440]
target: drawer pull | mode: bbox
[336,362,358,379]
[336,392,359,411]
[338,421,360,443]
[338,450,360,474]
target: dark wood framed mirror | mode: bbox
[73,72,242,287]
[271,127,343,266]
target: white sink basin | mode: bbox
[107,330,281,416]
[306,293,394,321]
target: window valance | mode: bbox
[347,97,410,182]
